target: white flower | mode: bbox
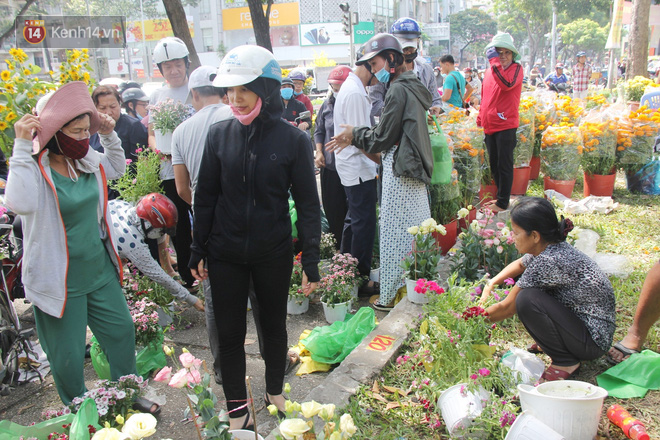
[500,227,510,236]
[435,224,447,235]
[279,418,311,439]
[407,226,419,235]
[92,428,128,440]
[301,400,323,418]
[421,218,437,228]
[340,413,357,436]
[496,245,504,254]
[419,226,429,235]
[121,413,157,439]
[319,403,336,420]
[457,208,469,219]
[329,432,342,440]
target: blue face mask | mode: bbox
[281,88,294,100]
[375,67,390,83]
[293,90,302,96]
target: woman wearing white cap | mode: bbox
[6,82,159,414]
[189,45,321,431]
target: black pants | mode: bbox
[162,179,195,286]
[516,288,606,366]
[320,167,348,251]
[208,254,292,418]
[485,128,517,209]
[342,178,378,277]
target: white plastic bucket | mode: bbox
[437,383,489,435]
[405,278,430,304]
[505,411,566,440]
[369,268,380,282]
[518,381,608,440]
[287,297,309,315]
[229,429,265,440]
[321,300,349,324]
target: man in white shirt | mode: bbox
[334,61,380,294]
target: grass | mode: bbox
[346,175,660,439]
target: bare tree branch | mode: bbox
[0,0,40,47]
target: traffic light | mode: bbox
[340,3,351,36]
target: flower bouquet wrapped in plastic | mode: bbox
[579,109,617,176]
[514,96,536,167]
[551,95,584,128]
[541,126,582,181]
[616,105,660,171]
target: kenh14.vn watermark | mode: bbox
[17,16,126,49]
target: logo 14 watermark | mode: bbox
[17,16,126,49]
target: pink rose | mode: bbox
[179,352,195,368]
[168,369,188,388]
[484,239,494,247]
[187,369,201,384]
[496,222,505,228]
[154,366,172,383]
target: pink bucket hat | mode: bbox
[33,81,101,154]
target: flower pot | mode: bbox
[154,129,173,154]
[405,278,429,304]
[438,384,490,436]
[510,166,531,195]
[505,411,565,440]
[229,430,265,440]
[458,208,477,232]
[583,172,616,197]
[369,268,380,283]
[628,101,641,112]
[479,183,497,204]
[543,176,576,198]
[529,156,541,180]
[287,297,309,315]
[321,300,350,324]
[432,220,457,255]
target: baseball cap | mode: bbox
[188,65,218,89]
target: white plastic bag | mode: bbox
[544,190,618,214]
[500,347,546,385]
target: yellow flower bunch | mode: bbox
[579,117,617,175]
[585,92,608,110]
[541,125,583,181]
[552,95,584,127]
[616,106,660,167]
[442,109,469,125]
[516,97,536,166]
[51,49,95,88]
[624,76,658,102]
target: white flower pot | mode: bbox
[321,300,350,324]
[229,430,265,440]
[369,268,380,282]
[405,278,429,304]
[437,383,490,436]
[154,129,173,154]
[287,297,309,315]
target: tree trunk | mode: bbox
[162,0,201,71]
[247,0,273,52]
[627,0,651,79]
[0,0,39,47]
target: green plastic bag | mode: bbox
[289,198,298,239]
[597,350,660,398]
[301,307,376,364]
[91,332,166,380]
[429,116,453,185]
[0,398,99,440]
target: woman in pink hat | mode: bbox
[6,82,158,414]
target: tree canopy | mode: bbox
[557,18,608,57]
[449,8,497,63]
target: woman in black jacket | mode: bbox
[189,45,321,431]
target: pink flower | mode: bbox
[484,239,494,247]
[470,374,478,380]
[179,352,195,368]
[504,278,515,286]
[478,368,491,377]
[496,222,505,228]
[168,369,188,388]
[496,245,504,254]
[136,147,143,153]
[126,159,133,164]
[187,369,201,384]
[153,366,172,383]
[483,229,495,238]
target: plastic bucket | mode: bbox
[529,156,541,180]
[543,176,576,198]
[518,381,607,440]
[432,220,457,255]
[583,172,615,197]
[229,429,265,440]
[479,183,497,204]
[369,268,380,283]
[511,166,531,195]
[505,411,565,440]
[287,297,309,315]
[321,301,349,324]
[437,384,489,436]
[405,278,430,304]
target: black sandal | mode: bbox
[264,394,286,419]
[132,397,161,417]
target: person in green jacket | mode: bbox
[327,33,433,311]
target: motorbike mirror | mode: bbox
[299,111,311,120]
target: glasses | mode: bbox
[497,50,513,57]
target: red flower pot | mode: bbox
[529,156,541,180]
[432,220,458,255]
[511,166,531,195]
[583,172,615,197]
[544,176,576,198]
[479,183,497,205]
[458,208,477,231]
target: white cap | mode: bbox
[188,65,218,89]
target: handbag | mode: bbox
[429,115,453,185]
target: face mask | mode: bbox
[293,90,302,96]
[147,227,163,240]
[55,130,90,160]
[281,88,294,100]
[230,97,262,126]
[375,67,390,84]
[404,51,418,63]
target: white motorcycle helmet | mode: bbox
[213,45,282,87]
[153,37,190,73]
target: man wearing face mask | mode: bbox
[281,78,311,131]
[108,194,204,311]
[368,17,441,119]
[122,87,150,122]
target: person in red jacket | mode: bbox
[477,32,523,213]
[289,71,315,116]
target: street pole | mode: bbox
[550,3,557,69]
[140,0,151,80]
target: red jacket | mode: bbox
[477,58,523,135]
[296,93,314,115]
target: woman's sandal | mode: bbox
[541,364,581,382]
[606,341,641,365]
[526,343,544,354]
[132,397,161,417]
[264,394,286,419]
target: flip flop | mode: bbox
[132,397,161,417]
[541,364,581,382]
[526,343,544,354]
[606,341,641,365]
[284,351,300,375]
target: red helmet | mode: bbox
[327,65,352,85]
[136,193,178,229]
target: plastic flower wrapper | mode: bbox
[401,218,443,281]
[551,95,584,128]
[148,98,194,133]
[579,109,617,176]
[448,119,484,207]
[616,105,660,173]
[540,126,582,181]
[530,89,556,160]
[514,96,536,167]
[429,169,461,226]
[585,90,611,110]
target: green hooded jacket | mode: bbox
[352,70,433,184]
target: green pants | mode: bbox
[34,280,136,404]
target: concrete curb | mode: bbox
[265,298,423,439]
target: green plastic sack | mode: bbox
[429,116,453,185]
[301,307,376,364]
[597,350,660,398]
[289,198,298,239]
[0,398,99,440]
[90,335,111,380]
[91,332,166,380]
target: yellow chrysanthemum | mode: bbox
[4,83,14,92]
[82,48,89,54]
[0,70,10,81]
[0,121,7,131]
[48,70,54,76]
[6,112,17,122]
[83,72,90,82]
[23,68,30,76]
